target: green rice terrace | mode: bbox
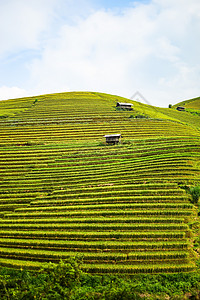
[0,91,199,275]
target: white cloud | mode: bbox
[0,0,57,58]
[1,0,200,107]
[27,0,200,106]
[28,6,155,97]
[0,86,29,100]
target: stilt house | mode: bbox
[116,102,133,110]
[176,106,185,111]
[104,134,121,144]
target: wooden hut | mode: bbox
[104,134,121,144]
[176,106,185,111]
[116,102,133,110]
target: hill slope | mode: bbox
[0,92,199,274]
[173,96,200,110]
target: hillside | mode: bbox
[0,91,199,274]
[173,96,200,110]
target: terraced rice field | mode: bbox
[0,92,199,274]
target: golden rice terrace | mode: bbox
[0,91,199,274]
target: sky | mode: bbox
[0,0,200,107]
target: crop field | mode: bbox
[0,91,199,274]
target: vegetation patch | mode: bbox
[0,258,200,299]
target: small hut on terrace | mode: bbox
[176,106,185,111]
[104,134,121,145]
[116,102,133,110]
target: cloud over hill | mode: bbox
[0,0,200,106]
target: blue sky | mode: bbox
[94,0,148,9]
[0,0,200,107]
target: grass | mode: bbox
[0,91,199,275]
